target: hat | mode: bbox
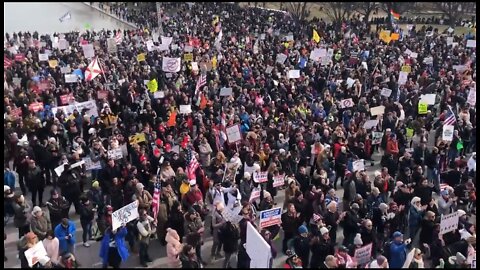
[164,143,172,152]
[379,203,388,211]
[92,181,100,188]
[4,185,10,192]
[338,245,348,252]
[155,138,163,146]
[244,172,251,180]
[136,183,144,191]
[106,205,113,211]
[351,203,360,210]
[279,149,286,155]
[50,189,59,195]
[411,196,421,205]
[393,231,403,238]
[287,178,295,186]
[189,179,196,186]
[298,225,308,234]
[140,155,147,162]
[188,208,196,215]
[354,233,363,245]
[457,209,466,216]
[32,206,42,215]
[313,213,322,222]
[320,226,329,235]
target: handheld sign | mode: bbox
[259,207,282,228]
[226,124,242,143]
[253,171,268,183]
[439,211,460,235]
[112,200,139,231]
[354,243,373,265]
[272,174,285,188]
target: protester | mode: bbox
[43,230,60,265]
[165,228,184,268]
[30,206,51,241]
[54,218,77,256]
[99,224,129,268]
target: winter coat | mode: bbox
[54,221,76,254]
[13,201,31,228]
[389,241,407,268]
[30,215,51,240]
[26,166,46,190]
[47,197,70,225]
[99,227,129,265]
[198,142,212,167]
[165,229,183,268]
[43,237,60,264]
[219,222,240,254]
[408,206,424,230]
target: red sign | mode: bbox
[4,57,13,68]
[11,107,22,118]
[60,93,74,105]
[28,102,44,112]
[15,54,26,62]
[97,90,109,100]
[38,80,52,91]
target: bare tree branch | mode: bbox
[325,3,355,28]
[434,2,476,26]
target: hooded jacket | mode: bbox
[165,228,183,268]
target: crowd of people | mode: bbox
[4,1,477,269]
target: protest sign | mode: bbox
[372,132,383,145]
[339,98,354,109]
[398,71,408,85]
[24,241,48,267]
[226,124,242,143]
[161,36,173,46]
[370,106,385,116]
[249,187,261,202]
[288,70,300,79]
[253,171,268,183]
[439,211,460,234]
[29,102,44,112]
[222,205,243,224]
[107,38,117,53]
[420,94,436,105]
[108,148,123,160]
[146,40,155,52]
[183,53,193,62]
[82,44,95,58]
[401,65,411,73]
[346,77,356,88]
[259,207,282,228]
[246,221,271,268]
[219,87,233,96]
[65,74,78,83]
[60,66,71,74]
[410,52,418,58]
[467,88,476,106]
[363,120,379,130]
[442,125,454,141]
[466,40,476,48]
[380,88,392,97]
[406,128,414,139]
[418,102,428,114]
[276,53,287,64]
[129,133,146,145]
[38,53,48,61]
[60,93,74,105]
[184,45,193,52]
[136,53,146,62]
[273,174,285,188]
[112,200,139,231]
[83,157,102,171]
[154,91,165,99]
[354,243,373,265]
[265,66,273,74]
[162,57,181,73]
[352,159,365,172]
[179,105,192,114]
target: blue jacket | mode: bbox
[4,170,15,190]
[54,221,76,253]
[99,227,129,265]
[409,206,423,229]
[389,241,407,268]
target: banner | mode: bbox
[253,171,268,183]
[439,211,460,234]
[272,174,285,188]
[259,207,282,228]
[226,124,242,143]
[354,243,373,265]
[112,200,139,230]
[442,125,454,141]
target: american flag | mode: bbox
[444,106,456,125]
[115,31,123,44]
[151,181,161,221]
[195,73,207,96]
[186,147,199,180]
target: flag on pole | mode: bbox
[151,182,161,221]
[59,12,71,23]
[195,73,207,96]
[443,106,456,125]
[312,29,320,43]
[390,9,400,20]
[84,57,103,81]
[186,147,200,180]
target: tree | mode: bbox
[286,2,310,21]
[434,2,477,27]
[324,3,355,29]
[353,2,379,24]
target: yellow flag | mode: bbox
[48,60,58,68]
[379,30,391,43]
[211,56,217,69]
[390,33,400,41]
[129,133,146,145]
[313,29,320,43]
[137,53,146,62]
[147,79,158,93]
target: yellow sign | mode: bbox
[48,60,58,68]
[183,53,193,62]
[313,29,320,43]
[418,102,428,114]
[129,133,146,145]
[390,33,400,41]
[379,30,391,43]
[401,65,411,73]
[406,128,414,139]
[147,79,158,93]
[211,56,217,69]
[137,53,146,62]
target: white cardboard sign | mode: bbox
[370,106,385,116]
[439,211,460,234]
[226,124,242,143]
[352,159,365,172]
[253,171,268,183]
[112,200,139,231]
[442,125,454,141]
